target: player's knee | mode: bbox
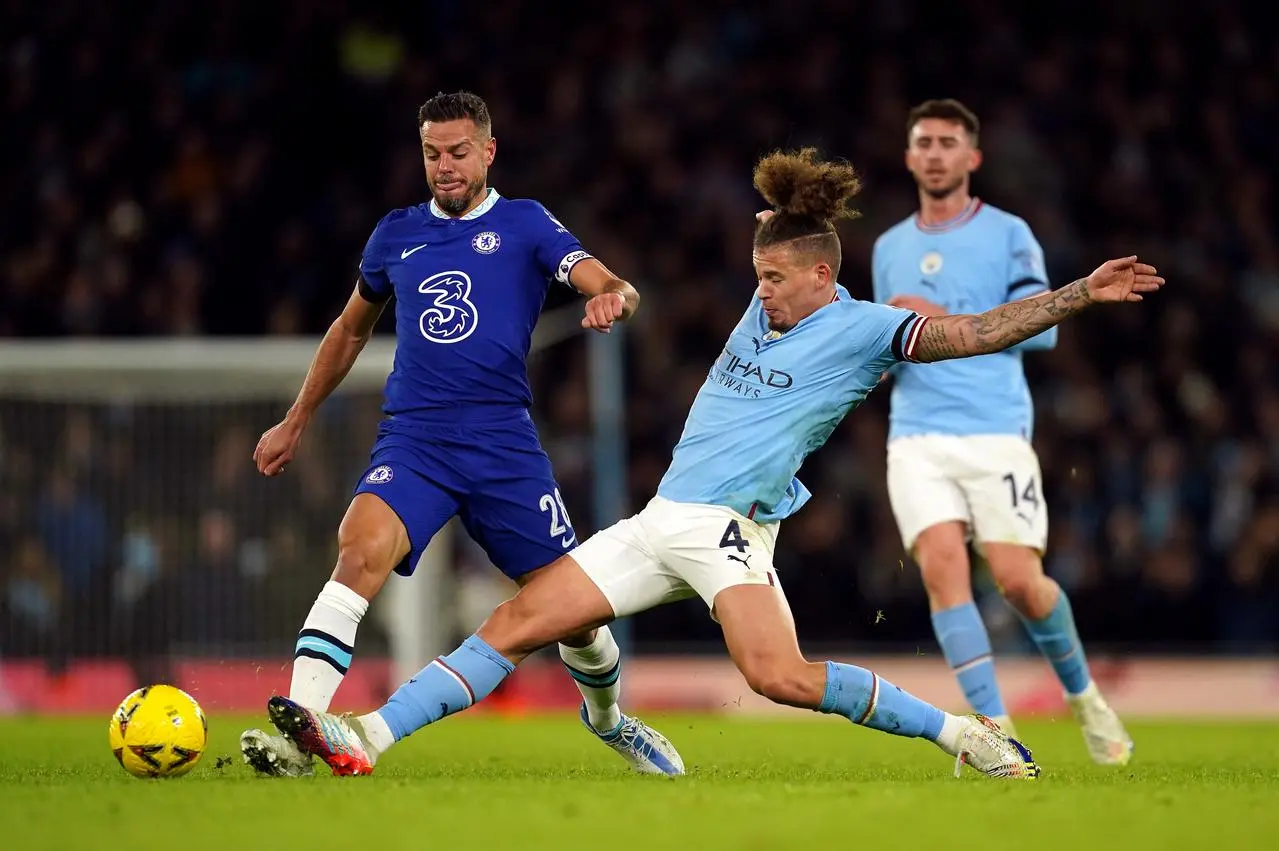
[992,559,1054,618]
[481,596,551,659]
[559,628,598,648]
[739,656,813,707]
[916,546,972,609]
[332,543,394,598]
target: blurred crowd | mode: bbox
[2,0,1277,662]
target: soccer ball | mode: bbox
[108,685,208,778]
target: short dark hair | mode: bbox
[907,99,980,144]
[417,91,492,136]
[752,147,862,278]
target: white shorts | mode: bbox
[571,496,783,619]
[886,434,1048,553]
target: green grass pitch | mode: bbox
[3,714,1276,850]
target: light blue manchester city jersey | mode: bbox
[657,286,925,523]
[872,200,1055,440]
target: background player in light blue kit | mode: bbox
[239,91,683,777]
[872,99,1132,764]
[264,148,1162,780]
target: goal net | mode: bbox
[0,305,623,698]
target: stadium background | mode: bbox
[1,0,1276,716]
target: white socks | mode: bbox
[357,711,396,758]
[290,580,369,710]
[559,627,623,733]
[932,712,967,757]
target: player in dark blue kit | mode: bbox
[239,92,683,777]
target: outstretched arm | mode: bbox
[912,257,1163,364]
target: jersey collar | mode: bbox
[429,187,501,220]
[915,197,982,233]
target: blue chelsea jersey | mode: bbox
[657,286,925,523]
[358,190,590,423]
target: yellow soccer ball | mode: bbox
[108,685,208,778]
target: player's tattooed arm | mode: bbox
[913,280,1091,362]
[912,256,1163,363]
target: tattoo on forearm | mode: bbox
[915,279,1093,362]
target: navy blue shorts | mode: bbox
[353,411,578,580]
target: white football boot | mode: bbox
[240,728,315,777]
[952,714,1041,779]
[990,714,1019,740]
[1067,682,1133,765]
[580,704,685,776]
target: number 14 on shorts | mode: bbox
[1002,472,1040,523]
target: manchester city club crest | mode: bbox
[919,251,943,275]
[472,231,501,254]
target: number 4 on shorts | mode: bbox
[719,519,749,553]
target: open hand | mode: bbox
[582,292,626,333]
[253,418,305,476]
[1084,256,1165,303]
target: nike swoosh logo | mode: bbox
[401,243,428,259]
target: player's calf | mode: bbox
[737,654,828,709]
[918,528,1011,723]
[559,627,623,732]
[932,601,1009,720]
[717,584,1040,780]
[298,557,685,776]
[326,595,572,770]
[557,623,685,775]
[988,553,1092,695]
[914,522,974,611]
[290,580,368,710]
[288,494,408,712]
[982,543,1057,620]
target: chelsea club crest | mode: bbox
[472,232,501,254]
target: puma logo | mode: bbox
[727,554,752,568]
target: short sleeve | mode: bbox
[357,214,394,303]
[854,301,929,375]
[1006,217,1049,300]
[530,203,592,289]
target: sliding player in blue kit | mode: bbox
[873,100,1131,764]
[239,91,683,777]
[264,149,1163,780]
